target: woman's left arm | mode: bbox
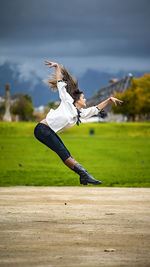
[97,97,123,110]
[80,97,123,119]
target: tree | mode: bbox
[11,93,34,121]
[112,73,150,121]
[46,101,57,109]
[44,101,59,114]
[0,102,5,115]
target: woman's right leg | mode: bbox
[64,157,102,185]
[34,123,71,162]
[64,157,78,169]
[34,123,102,185]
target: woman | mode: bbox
[34,61,123,185]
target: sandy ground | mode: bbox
[0,187,150,267]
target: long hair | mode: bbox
[44,65,83,103]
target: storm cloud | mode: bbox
[0,0,150,83]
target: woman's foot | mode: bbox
[64,157,102,185]
[73,163,102,185]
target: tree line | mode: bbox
[112,73,150,121]
[0,73,150,121]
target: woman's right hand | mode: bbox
[45,60,62,80]
[45,61,58,68]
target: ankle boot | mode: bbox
[72,163,102,185]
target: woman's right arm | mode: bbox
[45,60,62,81]
[45,60,73,103]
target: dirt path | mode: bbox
[0,187,150,267]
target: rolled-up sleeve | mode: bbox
[57,81,74,103]
[80,106,99,119]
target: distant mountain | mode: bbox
[0,63,148,107]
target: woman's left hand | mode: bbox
[109,97,123,106]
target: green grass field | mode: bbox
[0,121,150,187]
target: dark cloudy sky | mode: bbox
[0,0,150,91]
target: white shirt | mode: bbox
[46,81,100,133]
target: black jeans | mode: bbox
[34,123,71,162]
